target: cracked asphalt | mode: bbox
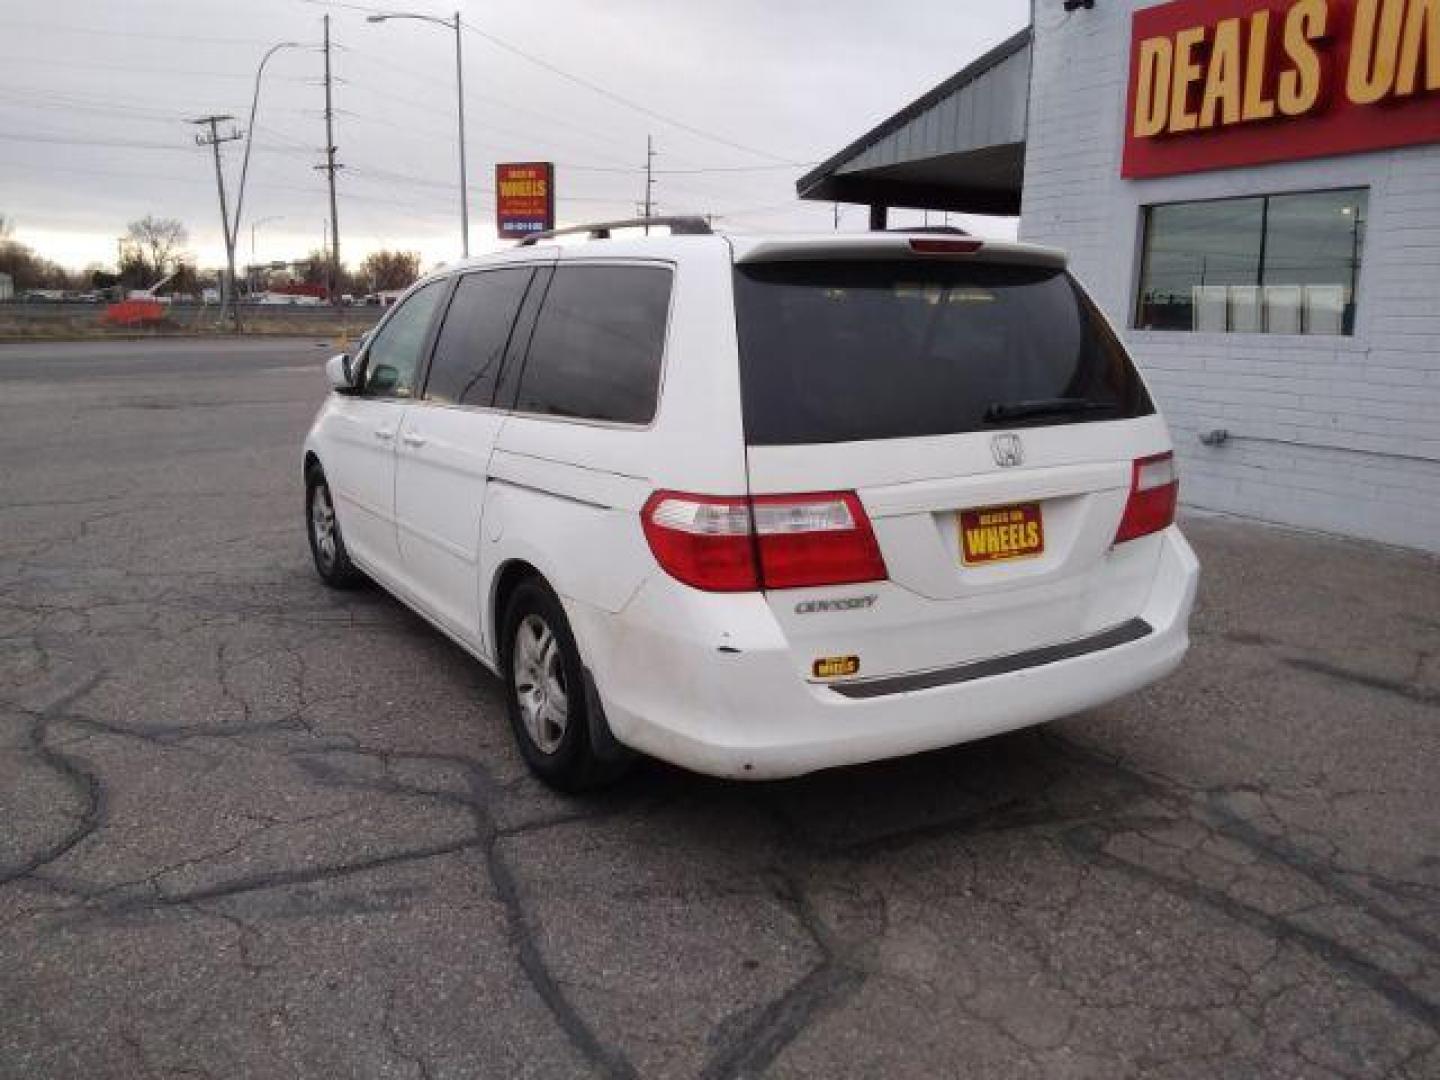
[2,337,1438,1079]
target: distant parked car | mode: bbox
[23,289,63,302]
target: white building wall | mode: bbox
[1020,0,1440,553]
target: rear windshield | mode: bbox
[734,260,1154,446]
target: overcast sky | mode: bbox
[1,0,1030,273]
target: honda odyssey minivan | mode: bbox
[303,219,1198,790]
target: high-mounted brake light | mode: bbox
[909,238,984,255]
[641,490,887,592]
[1114,452,1178,544]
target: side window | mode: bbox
[424,268,535,407]
[362,280,446,398]
[513,265,672,425]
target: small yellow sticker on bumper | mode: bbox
[813,655,860,679]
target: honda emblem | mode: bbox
[991,433,1024,468]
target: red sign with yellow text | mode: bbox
[495,162,555,238]
[1123,0,1440,178]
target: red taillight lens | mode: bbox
[1114,452,1178,544]
[640,492,758,592]
[752,491,887,589]
[641,490,887,592]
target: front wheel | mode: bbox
[502,579,632,791]
[305,467,362,589]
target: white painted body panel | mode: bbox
[315,395,407,577]
[394,401,505,654]
[749,415,1175,683]
[571,527,1196,779]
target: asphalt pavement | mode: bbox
[2,338,1438,1078]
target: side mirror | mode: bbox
[325,352,358,392]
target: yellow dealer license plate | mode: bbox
[960,503,1044,565]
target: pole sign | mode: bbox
[1123,0,1440,179]
[495,162,555,238]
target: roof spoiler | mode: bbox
[517,216,713,247]
[733,236,1068,269]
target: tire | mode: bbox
[501,578,632,792]
[305,467,363,589]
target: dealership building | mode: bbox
[800,0,1440,553]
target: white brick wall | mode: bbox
[1019,0,1440,553]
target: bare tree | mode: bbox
[126,216,189,278]
[359,250,421,293]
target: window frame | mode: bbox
[414,264,541,413]
[498,258,678,431]
[357,275,454,400]
[1132,186,1368,337]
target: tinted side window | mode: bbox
[424,268,534,407]
[514,265,671,425]
[363,280,446,398]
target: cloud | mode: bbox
[0,0,1029,270]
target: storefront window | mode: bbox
[1135,189,1367,336]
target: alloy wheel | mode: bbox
[512,613,568,754]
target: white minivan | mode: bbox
[303,219,1198,790]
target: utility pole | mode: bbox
[316,14,343,304]
[833,203,840,230]
[643,135,656,233]
[191,114,243,328]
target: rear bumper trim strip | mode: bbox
[829,617,1154,700]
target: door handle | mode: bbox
[401,432,427,448]
[373,428,396,441]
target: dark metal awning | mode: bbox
[797,28,1031,217]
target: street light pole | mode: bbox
[233,41,303,330]
[367,11,470,258]
[453,13,470,258]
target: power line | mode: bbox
[0,19,298,47]
[0,130,312,156]
[295,0,797,163]
[0,53,315,83]
[454,17,795,164]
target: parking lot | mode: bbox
[1,337,1437,1078]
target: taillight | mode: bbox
[1114,452,1178,544]
[640,493,757,592]
[752,492,887,589]
[641,490,887,592]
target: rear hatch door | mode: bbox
[732,237,1171,683]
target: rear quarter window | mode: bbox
[734,260,1154,446]
[512,264,672,425]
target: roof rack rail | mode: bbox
[517,216,713,246]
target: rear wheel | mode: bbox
[502,578,631,791]
[305,467,362,588]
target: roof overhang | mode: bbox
[797,27,1031,217]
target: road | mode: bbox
[2,338,1438,1078]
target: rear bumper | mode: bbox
[568,527,1199,780]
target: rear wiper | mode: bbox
[982,397,1118,424]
